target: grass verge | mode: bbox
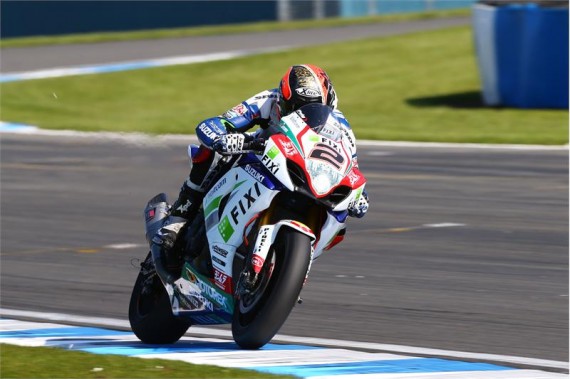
[0,9,469,48]
[1,26,567,145]
[0,344,295,379]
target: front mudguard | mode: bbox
[249,220,316,276]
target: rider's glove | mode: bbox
[348,189,369,218]
[212,133,245,155]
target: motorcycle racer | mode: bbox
[152,64,370,267]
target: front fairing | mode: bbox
[263,104,367,211]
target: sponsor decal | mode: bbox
[230,182,262,224]
[321,138,343,153]
[186,267,231,312]
[198,122,219,141]
[290,220,313,235]
[347,188,364,210]
[222,104,248,119]
[214,269,232,292]
[252,255,265,271]
[145,208,155,222]
[254,94,278,100]
[261,146,280,174]
[196,279,229,310]
[355,187,363,200]
[212,255,226,267]
[222,110,238,119]
[279,120,290,133]
[279,140,297,156]
[218,216,235,242]
[253,227,271,255]
[232,104,248,116]
[244,164,265,183]
[295,87,320,97]
[267,146,280,159]
[320,125,341,141]
[204,195,222,217]
[207,177,227,199]
[212,245,229,258]
[342,128,355,149]
[348,170,360,186]
[188,294,210,311]
[178,293,212,312]
[261,154,279,174]
[214,269,228,286]
[176,199,192,214]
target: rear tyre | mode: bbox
[232,228,311,349]
[128,253,191,344]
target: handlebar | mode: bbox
[216,137,266,156]
[243,138,266,153]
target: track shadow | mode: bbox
[406,91,488,109]
[42,337,317,353]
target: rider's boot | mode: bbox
[151,181,204,271]
[152,145,215,274]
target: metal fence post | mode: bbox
[314,0,325,19]
[277,0,292,21]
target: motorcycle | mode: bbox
[129,103,367,349]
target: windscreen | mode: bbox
[294,103,342,141]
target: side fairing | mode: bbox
[203,164,279,281]
[260,138,294,191]
[333,183,366,212]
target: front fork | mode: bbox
[235,203,321,299]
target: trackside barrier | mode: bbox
[473,2,568,108]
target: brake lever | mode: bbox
[215,138,266,156]
[249,138,266,153]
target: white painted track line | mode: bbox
[0,123,567,151]
[1,308,567,371]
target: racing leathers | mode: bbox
[152,88,369,267]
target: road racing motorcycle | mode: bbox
[129,103,367,349]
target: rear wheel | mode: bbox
[232,228,311,349]
[128,253,191,344]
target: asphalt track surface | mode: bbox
[1,132,568,364]
[1,17,468,73]
[1,16,568,368]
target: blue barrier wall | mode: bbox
[340,0,475,17]
[473,3,568,109]
[1,1,276,38]
[495,4,568,108]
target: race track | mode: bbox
[0,17,468,73]
[1,16,568,371]
[1,132,567,363]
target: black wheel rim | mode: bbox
[136,276,162,318]
[238,252,276,322]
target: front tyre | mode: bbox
[128,253,191,344]
[232,228,311,349]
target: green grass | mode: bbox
[1,26,567,145]
[0,344,295,379]
[0,9,469,48]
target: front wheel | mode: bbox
[128,253,191,344]
[232,228,311,349]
